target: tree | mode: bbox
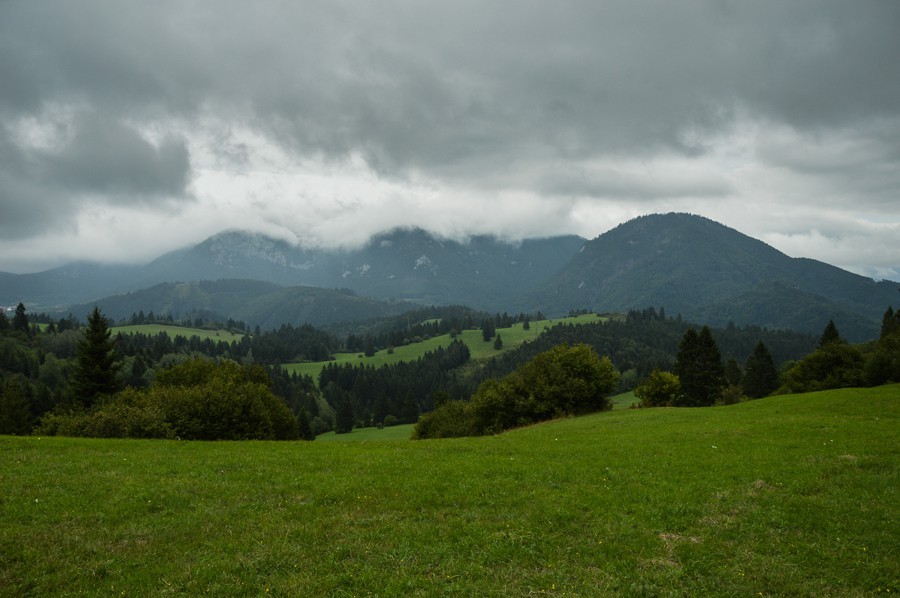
[724,358,742,386]
[818,320,843,348]
[298,410,315,440]
[881,306,900,340]
[743,341,779,398]
[673,326,724,407]
[71,307,122,407]
[481,319,495,342]
[12,303,29,336]
[493,334,503,350]
[0,377,33,435]
[335,397,355,434]
[635,370,681,408]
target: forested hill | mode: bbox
[64,280,412,329]
[527,213,898,341]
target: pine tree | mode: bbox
[818,320,843,348]
[12,303,29,336]
[493,334,503,350]
[673,326,724,407]
[71,307,122,407]
[744,341,779,398]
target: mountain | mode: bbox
[1,228,586,312]
[3,214,896,339]
[528,213,898,341]
[64,280,412,329]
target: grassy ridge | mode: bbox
[283,313,605,381]
[2,385,897,595]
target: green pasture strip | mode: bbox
[283,313,606,381]
[111,324,244,343]
[609,390,638,410]
[2,384,897,595]
[315,423,417,442]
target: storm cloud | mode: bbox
[0,0,898,276]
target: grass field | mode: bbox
[2,385,897,595]
[283,313,606,381]
[111,324,245,343]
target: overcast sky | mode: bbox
[1,1,898,278]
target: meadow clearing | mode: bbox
[2,385,897,595]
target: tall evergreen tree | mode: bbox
[12,303,29,336]
[818,320,843,348]
[744,341,779,398]
[71,307,122,407]
[673,326,724,407]
[881,306,900,340]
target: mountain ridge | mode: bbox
[2,214,896,339]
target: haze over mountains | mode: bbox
[2,213,896,340]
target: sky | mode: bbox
[1,1,898,279]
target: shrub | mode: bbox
[634,370,680,408]
[412,400,477,439]
[38,359,299,440]
[415,343,618,439]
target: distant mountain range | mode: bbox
[2,213,897,340]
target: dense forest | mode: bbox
[1,301,898,439]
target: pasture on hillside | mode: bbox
[283,313,606,382]
[111,324,245,343]
[2,385,897,595]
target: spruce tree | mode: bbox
[673,326,724,407]
[12,303,29,336]
[818,320,843,348]
[744,341,779,398]
[71,307,122,407]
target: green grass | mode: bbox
[111,324,245,343]
[283,313,605,381]
[315,423,417,442]
[2,385,897,595]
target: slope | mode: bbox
[529,213,898,340]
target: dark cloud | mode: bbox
[43,114,190,199]
[0,0,898,272]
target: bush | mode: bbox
[38,359,299,440]
[412,400,476,439]
[414,343,618,439]
[634,370,680,408]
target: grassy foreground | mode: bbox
[2,386,897,595]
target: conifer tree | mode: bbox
[71,307,122,407]
[673,326,724,406]
[818,320,843,348]
[744,341,779,398]
[12,303,29,336]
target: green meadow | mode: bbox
[283,313,605,381]
[111,324,245,343]
[2,385,897,595]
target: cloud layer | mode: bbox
[1,0,898,277]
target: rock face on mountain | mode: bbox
[527,213,898,340]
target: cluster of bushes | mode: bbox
[38,359,302,440]
[413,343,619,438]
